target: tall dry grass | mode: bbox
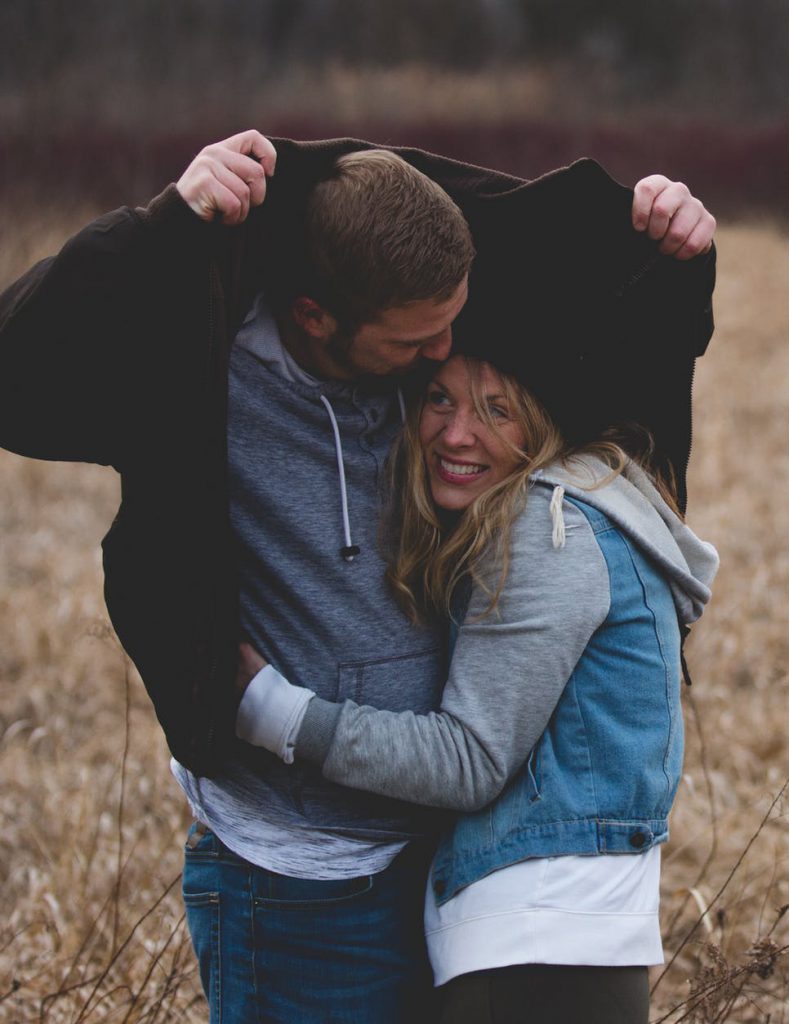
[1,207,788,1022]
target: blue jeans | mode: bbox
[182,822,437,1023]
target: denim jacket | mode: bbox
[431,494,687,905]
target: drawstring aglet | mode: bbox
[680,623,693,686]
[550,485,566,549]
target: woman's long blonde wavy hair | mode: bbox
[384,356,678,624]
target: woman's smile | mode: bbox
[435,455,489,483]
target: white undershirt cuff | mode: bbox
[235,664,315,764]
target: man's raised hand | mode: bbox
[632,175,716,261]
[176,130,277,227]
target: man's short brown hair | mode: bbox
[303,150,474,330]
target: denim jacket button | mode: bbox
[629,831,647,849]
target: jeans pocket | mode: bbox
[253,873,374,909]
[182,833,220,1020]
[183,894,219,1020]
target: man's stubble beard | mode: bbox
[324,328,358,373]
[325,330,444,391]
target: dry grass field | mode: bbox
[1,208,788,1022]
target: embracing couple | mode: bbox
[0,130,719,1024]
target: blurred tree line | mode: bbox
[2,0,787,212]
[2,0,788,124]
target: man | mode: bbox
[0,129,716,1022]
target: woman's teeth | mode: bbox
[440,458,485,476]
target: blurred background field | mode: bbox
[2,0,789,215]
[2,3,789,1021]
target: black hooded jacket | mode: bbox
[0,138,715,774]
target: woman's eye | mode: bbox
[488,404,509,419]
[427,390,450,407]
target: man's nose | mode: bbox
[420,328,452,363]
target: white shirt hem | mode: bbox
[427,906,664,987]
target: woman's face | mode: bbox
[419,356,527,512]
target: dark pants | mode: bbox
[438,964,650,1024]
[182,823,437,1024]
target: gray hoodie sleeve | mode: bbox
[296,486,611,812]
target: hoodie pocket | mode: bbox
[337,648,444,714]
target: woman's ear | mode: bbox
[290,296,338,341]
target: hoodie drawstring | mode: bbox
[396,387,407,424]
[550,485,566,549]
[320,389,407,562]
[320,394,359,561]
[680,624,694,686]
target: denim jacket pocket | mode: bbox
[526,743,542,803]
[487,751,541,840]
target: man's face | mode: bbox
[328,276,468,380]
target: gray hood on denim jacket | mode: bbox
[533,455,719,625]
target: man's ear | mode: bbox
[290,297,338,341]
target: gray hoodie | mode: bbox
[172,298,448,877]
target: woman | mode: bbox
[235,353,718,1023]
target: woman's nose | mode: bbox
[443,411,476,447]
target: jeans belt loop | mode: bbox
[186,820,209,849]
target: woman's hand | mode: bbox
[236,640,269,696]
